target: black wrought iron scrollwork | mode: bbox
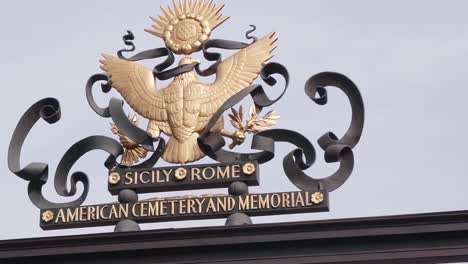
[198,61,289,163]
[198,71,364,193]
[116,26,261,79]
[196,25,259,77]
[8,25,365,212]
[7,98,123,209]
[85,78,166,169]
[85,74,112,117]
[283,72,364,192]
[117,30,136,59]
[115,30,198,80]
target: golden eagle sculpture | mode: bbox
[100,0,278,164]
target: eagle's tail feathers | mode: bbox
[121,146,148,166]
[162,133,204,164]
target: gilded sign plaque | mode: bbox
[8,0,364,231]
[40,191,328,230]
[108,161,259,194]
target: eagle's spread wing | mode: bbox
[197,32,277,128]
[100,54,167,122]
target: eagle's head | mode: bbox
[174,57,200,84]
[178,57,200,66]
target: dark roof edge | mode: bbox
[2,209,468,263]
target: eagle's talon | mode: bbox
[227,130,246,149]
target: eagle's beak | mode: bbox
[193,58,201,64]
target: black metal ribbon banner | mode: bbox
[8,27,364,226]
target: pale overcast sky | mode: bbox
[1,0,468,239]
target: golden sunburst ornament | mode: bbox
[146,0,229,55]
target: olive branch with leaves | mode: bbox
[227,105,280,148]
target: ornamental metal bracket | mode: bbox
[8,0,364,232]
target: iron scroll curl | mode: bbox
[7,97,166,210]
[7,98,123,209]
[9,69,171,210]
[283,72,364,192]
[195,25,258,77]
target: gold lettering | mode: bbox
[140,202,148,217]
[168,200,177,215]
[296,192,305,207]
[238,195,249,210]
[119,204,129,218]
[250,194,258,210]
[202,167,215,180]
[132,203,140,217]
[124,172,134,185]
[195,198,206,213]
[227,197,235,211]
[306,192,312,206]
[282,193,291,208]
[100,205,109,219]
[148,201,158,216]
[216,166,229,179]
[271,194,281,208]
[217,197,227,212]
[79,206,86,221]
[151,170,156,183]
[139,171,151,184]
[109,205,119,219]
[191,168,201,180]
[179,199,187,214]
[206,198,216,212]
[187,199,197,214]
[162,169,172,182]
[232,164,241,178]
[258,194,270,209]
[160,201,168,215]
[157,170,166,183]
[66,208,79,222]
[55,209,66,223]
[94,205,100,220]
[88,206,96,220]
